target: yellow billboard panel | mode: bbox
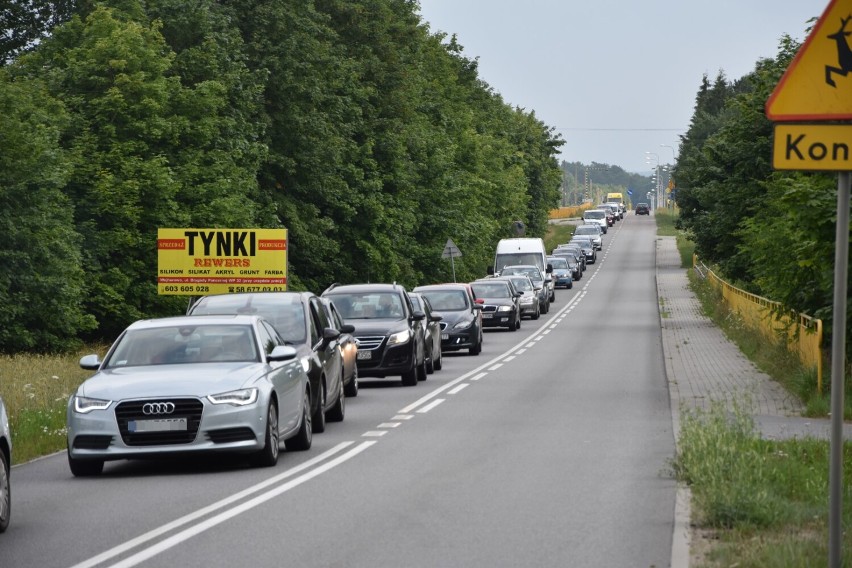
[157,228,287,295]
[772,124,852,170]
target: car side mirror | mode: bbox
[268,345,298,362]
[80,354,102,370]
[339,323,355,334]
[322,327,342,342]
[430,313,443,322]
[411,310,426,321]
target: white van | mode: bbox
[489,238,553,300]
[582,210,608,233]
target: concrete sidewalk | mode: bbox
[656,235,851,440]
[655,235,850,567]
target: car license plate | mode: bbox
[357,350,372,360]
[482,313,493,319]
[128,418,187,433]
[441,333,449,340]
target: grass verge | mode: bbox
[671,401,852,567]
[0,347,107,464]
[544,222,577,253]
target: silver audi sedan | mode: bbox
[0,395,10,532]
[66,315,312,476]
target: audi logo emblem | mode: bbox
[142,402,176,415]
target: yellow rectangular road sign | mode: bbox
[773,124,852,170]
[157,228,288,295]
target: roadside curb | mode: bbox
[656,236,691,568]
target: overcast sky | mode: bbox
[416,0,823,174]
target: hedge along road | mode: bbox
[4,214,675,568]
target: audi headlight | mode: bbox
[497,305,512,312]
[452,319,472,331]
[387,329,411,346]
[73,396,112,414]
[207,388,259,406]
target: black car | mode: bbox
[409,292,443,375]
[322,283,427,386]
[187,291,348,433]
[550,249,583,280]
[569,237,597,264]
[635,202,650,215]
[412,283,484,355]
[553,244,586,273]
[470,279,521,331]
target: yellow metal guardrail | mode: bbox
[548,204,594,220]
[694,255,824,392]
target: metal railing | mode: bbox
[694,255,824,392]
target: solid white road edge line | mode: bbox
[104,442,376,568]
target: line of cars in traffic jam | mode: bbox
[59,223,617,481]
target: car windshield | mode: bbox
[548,258,569,269]
[471,282,511,298]
[417,290,469,311]
[327,292,404,320]
[105,324,259,368]
[189,294,307,344]
[501,266,542,282]
[584,211,604,219]
[507,277,532,292]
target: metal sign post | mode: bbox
[829,171,850,568]
[765,1,852,564]
[441,238,462,282]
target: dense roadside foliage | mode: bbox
[0,0,563,351]
[674,32,852,361]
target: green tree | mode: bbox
[0,68,94,351]
[18,3,271,339]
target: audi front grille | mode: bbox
[115,399,203,446]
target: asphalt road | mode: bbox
[4,214,676,568]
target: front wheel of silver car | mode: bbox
[0,450,9,533]
[67,450,104,477]
[252,402,279,468]
[285,389,312,452]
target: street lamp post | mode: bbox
[660,144,676,163]
[645,152,660,210]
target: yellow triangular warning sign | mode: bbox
[766,0,852,121]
